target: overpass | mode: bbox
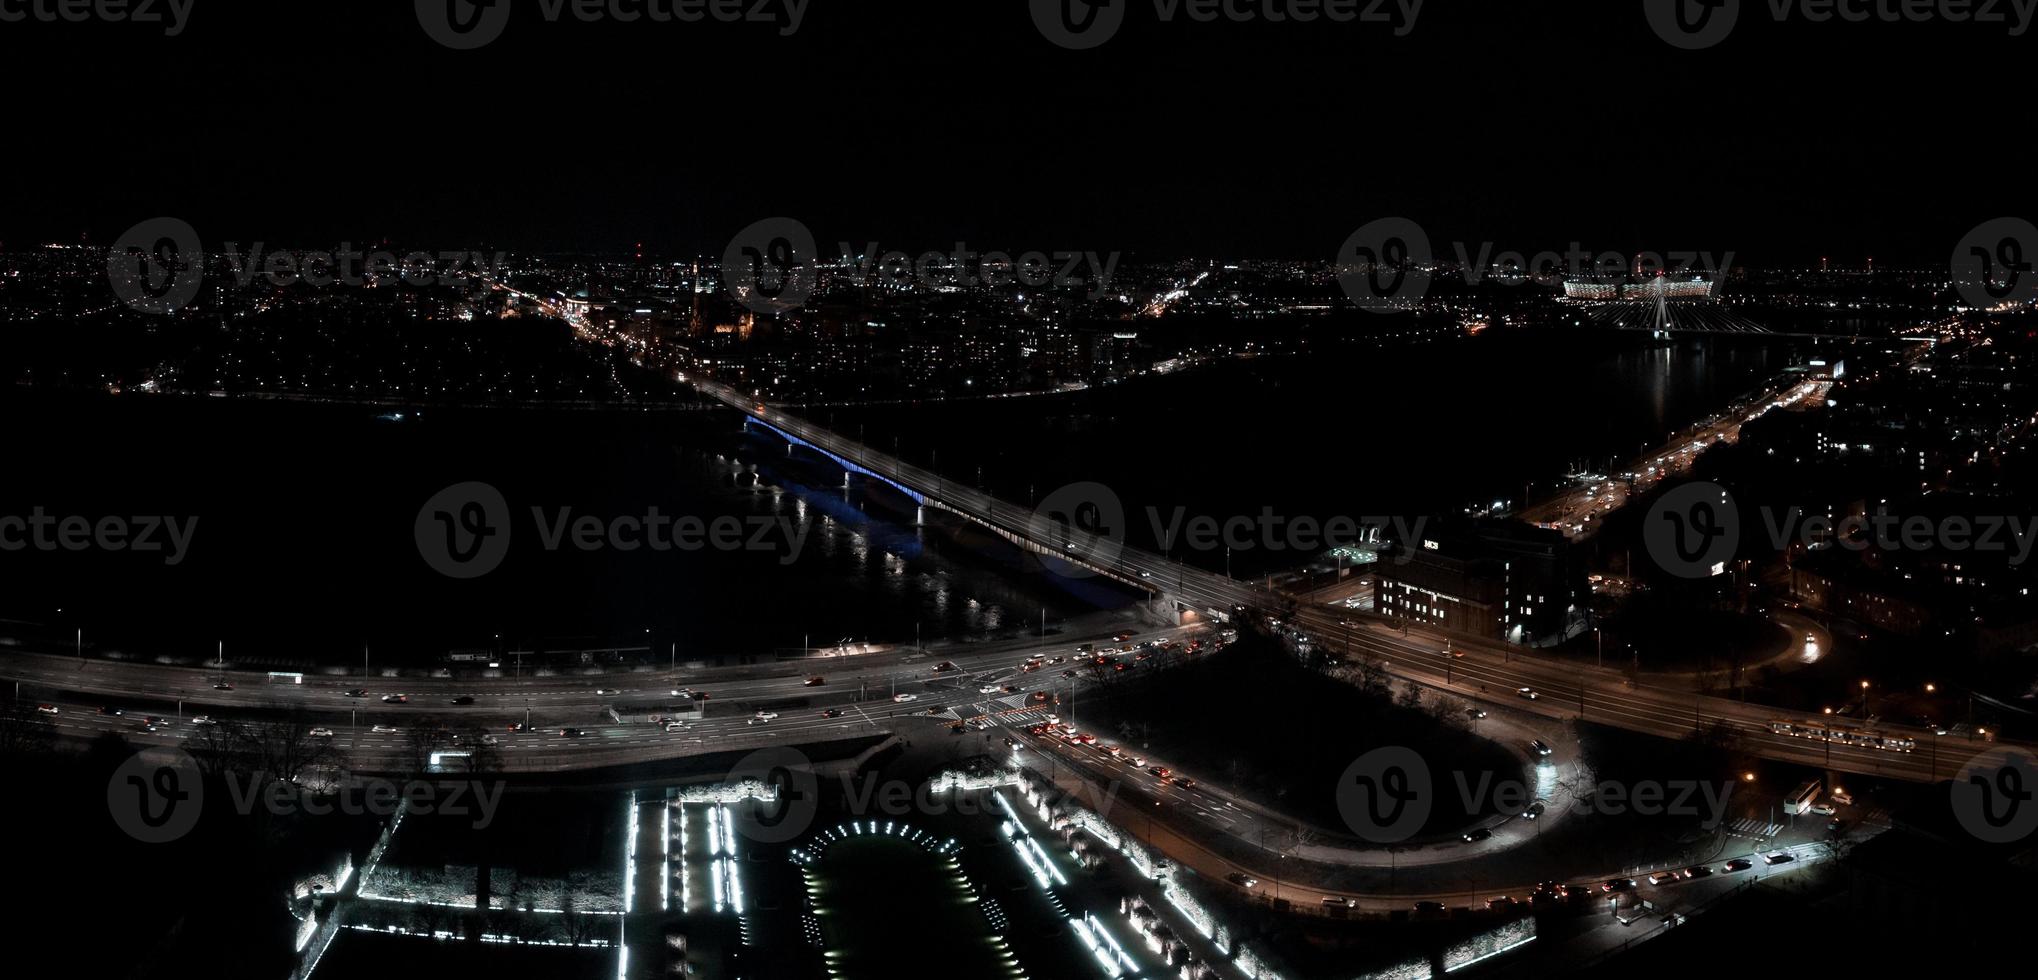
[690,375,2004,785]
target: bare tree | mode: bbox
[0,700,57,759]
[403,721,453,776]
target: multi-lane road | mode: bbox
[1,621,1206,772]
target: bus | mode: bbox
[1784,779,1822,815]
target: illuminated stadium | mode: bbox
[1561,272,1770,334]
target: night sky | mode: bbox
[3,0,2028,264]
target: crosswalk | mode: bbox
[1725,817,1783,839]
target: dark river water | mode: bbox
[0,330,1814,667]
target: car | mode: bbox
[380,694,409,704]
[1148,766,1172,778]
[1763,852,1794,866]
[1139,570,1153,578]
[1126,756,1147,768]
[1171,777,1197,789]
[560,727,588,738]
[1321,896,1356,909]
[344,689,369,698]
[1529,739,1553,757]
[1648,872,1680,886]
[213,682,235,691]
[925,706,944,715]
[1682,865,1713,880]
[1521,801,1546,820]
[35,704,57,716]
[1463,828,1492,843]
[1028,691,1050,704]
[893,693,918,703]
[1827,819,1845,833]
[594,688,618,696]
[1808,803,1837,816]
[1722,859,1753,873]
[1830,789,1855,806]
[1226,873,1258,889]
[1412,901,1447,916]
[191,715,215,725]
[932,661,958,673]
[1485,896,1520,910]
[980,685,1003,694]
[1047,656,1065,665]
[1517,687,1539,701]
[1003,685,1021,693]
[507,722,533,733]
[664,721,688,732]
[1062,669,1079,678]
[479,734,500,746]
[1468,708,1488,720]
[753,711,779,722]
[98,706,124,716]
[1601,878,1636,893]
[371,724,399,734]
[309,727,334,738]
[1115,631,1138,641]
[820,708,844,719]
[804,676,826,686]
[449,696,475,705]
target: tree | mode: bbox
[0,699,56,759]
